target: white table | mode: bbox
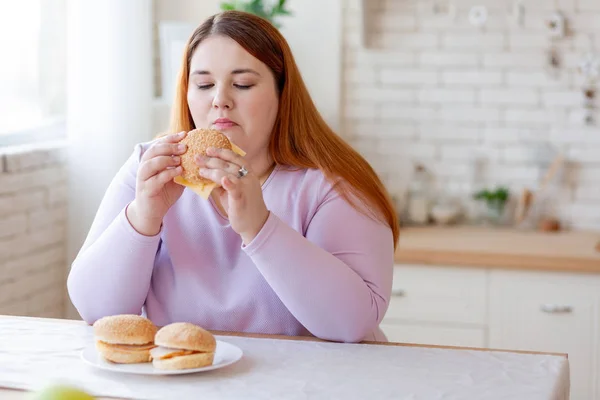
[0,316,570,400]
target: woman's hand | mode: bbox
[127,131,187,236]
[196,147,270,244]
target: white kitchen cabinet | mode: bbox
[384,264,600,400]
[488,269,599,400]
[382,264,488,348]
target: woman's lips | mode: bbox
[213,121,237,129]
[213,118,238,129]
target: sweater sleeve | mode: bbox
[243,188,395,343]
[67,143,162,324]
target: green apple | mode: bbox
[29,384,95,400]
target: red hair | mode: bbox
[167,11,399,248]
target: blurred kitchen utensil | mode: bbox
[517,153,565,229]
[514,188,533,225]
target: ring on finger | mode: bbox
[237,165,249,178]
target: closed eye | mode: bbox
[234,84,254,90]
[197,84,213,90]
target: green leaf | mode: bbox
[219,0,290,27]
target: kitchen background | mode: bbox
[0,1,599,396]
[0,0,599,323]
[0,0,598,322]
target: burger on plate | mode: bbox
[150,322,217,370]
[93,314,157,364]
[173,128,245,199]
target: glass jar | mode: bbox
[406,164,431,225]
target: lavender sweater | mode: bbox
[67,141,395,342]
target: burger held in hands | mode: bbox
[173,127,246,199]
[93,315,216,370]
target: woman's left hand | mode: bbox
[196,147,270,245]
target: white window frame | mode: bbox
[0,0,67,147]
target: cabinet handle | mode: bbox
[391,288,406,297]
[540,304,573,313]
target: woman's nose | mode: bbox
[212,88,233,109]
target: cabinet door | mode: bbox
[380,322,486,348]
[386,264,487,325]
[489,270,599,400]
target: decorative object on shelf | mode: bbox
[431,197,461,225]
[541,11,566,81]
[548,48,561,69]
[545,47,562,79]
[472,186,510,226]
[220,0,292,29]
[432,1,457,20]
[514,188,533,226]
[538,217,561,232]
[468,5,488,28]
[406,163,433,225]
[545,11,566,40]
[578,50,600,125]
[517,152,565,231]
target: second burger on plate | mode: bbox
[150,322,217,370]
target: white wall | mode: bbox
[65,0,155,318]
[341,0,600,230]
[279,0,342,131]
[153,0,342,131]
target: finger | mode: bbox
[198,167,236,185]
[159,131,186,143]
[195,155,240,175]
[222,176,243,200]
[145,166,183,196]
[142,141,187,162]
[206,147,246,170]
[139,155,181,181]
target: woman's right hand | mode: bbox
[127,131,188,236]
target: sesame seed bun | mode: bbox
[93,314,157,345]
[152,322,216,370]
[93,314,158,364]
[179,128,232,185]
[154,322,216,352]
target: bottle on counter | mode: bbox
[406,163,432,225]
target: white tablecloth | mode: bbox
[0,317,570,400]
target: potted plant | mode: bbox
[220,0,292,28]
[472,186,510,225]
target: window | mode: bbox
[0,0,66,144]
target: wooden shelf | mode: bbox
[394,226,600,274]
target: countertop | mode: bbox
[0,316,569,400]
[394,226,600,273]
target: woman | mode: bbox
[67,10,399,343]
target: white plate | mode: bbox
[81,340,243,375]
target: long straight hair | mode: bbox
[168,11,400,248]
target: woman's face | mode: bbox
[187,35,279,160]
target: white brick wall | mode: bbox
[342,0,600,230]
[0,142,68,318]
